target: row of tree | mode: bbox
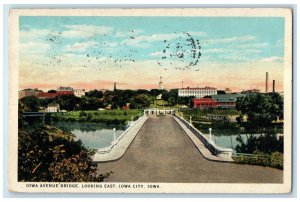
[19,89,194,112]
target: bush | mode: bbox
[18,117,110,182]
[232,151,283,170]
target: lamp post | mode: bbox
[209,128,212,142]
[190,116,192,125]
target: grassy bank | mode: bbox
[51,109,143,125]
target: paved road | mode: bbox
[97,115,283,183]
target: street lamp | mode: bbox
[113,128,116,141]
[209,128,212,142]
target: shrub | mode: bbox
[18,117,110,182]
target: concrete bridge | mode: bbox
[96,113,282,183]
[20,112,64,123]
[144,108,175,115]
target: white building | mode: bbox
[178,87,217,98]
[74,89,86,97]
[46,103,60,112]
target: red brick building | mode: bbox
[193,94,245,109]
[193,98,217,109]
[36,92,57,99]
[56,91,74,96]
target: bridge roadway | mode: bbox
[97,115,283,183]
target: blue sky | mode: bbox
[19,16,285,91]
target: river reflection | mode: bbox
[53,122,127,150]
[202,132,283,153]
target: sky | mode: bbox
[19,16,285,92]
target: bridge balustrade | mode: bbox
[174,114,233,158]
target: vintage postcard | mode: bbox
[8,8,292,193]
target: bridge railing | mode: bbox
[96,115,147,154]
[174,114,233,159]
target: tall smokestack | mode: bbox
[273,80,275,93]
[265,72,269,93]
[114,82,116,91]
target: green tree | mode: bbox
[18,117,110,182]
[236,93,283,127]
[47,90,57,93]
[86,89,104,98]
[54,95,81,111]
[19,96,39,112]
[130,94,151,109]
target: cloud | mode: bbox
[123,33,177,45]
[203,35,256,45]
[122,31,206,47]
[19,29,50,41]
[64,41,98,52]
[186,31,207,37]
[61,25,113,38]
[115,29,144,38]
[150,51,165,57]
[235,42,268,49]
[205,48,230,54]
[20,42,50,55]
[259,56,283,63]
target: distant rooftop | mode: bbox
[180,86,217,90]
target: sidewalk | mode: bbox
[92,116,149,162]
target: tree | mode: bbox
[235,133,283,154]
[54,95,81,111]
[19,96,39,112]
[130,94,151,109]
[217,90,226,94]
[48,90,57,93]
[149,89,166,97]
[236,93,283,127]
[86,90,104,99]
[18,117,110,182]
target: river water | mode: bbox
[202,132,283,153]
[53,121,283,153]
[53,122,127,150]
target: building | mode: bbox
[212,94,244,109]
[193,98,217,109]
[193,94,244,109]
[56,91,74,96]
[158,77,163,90]
[57,86,73,91]
[18,88,42,99]
[46,103,60,112]
[178,87,217,98]
[36,92,57,99]
[74,89,85,97]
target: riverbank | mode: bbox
[51,109,143,125]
